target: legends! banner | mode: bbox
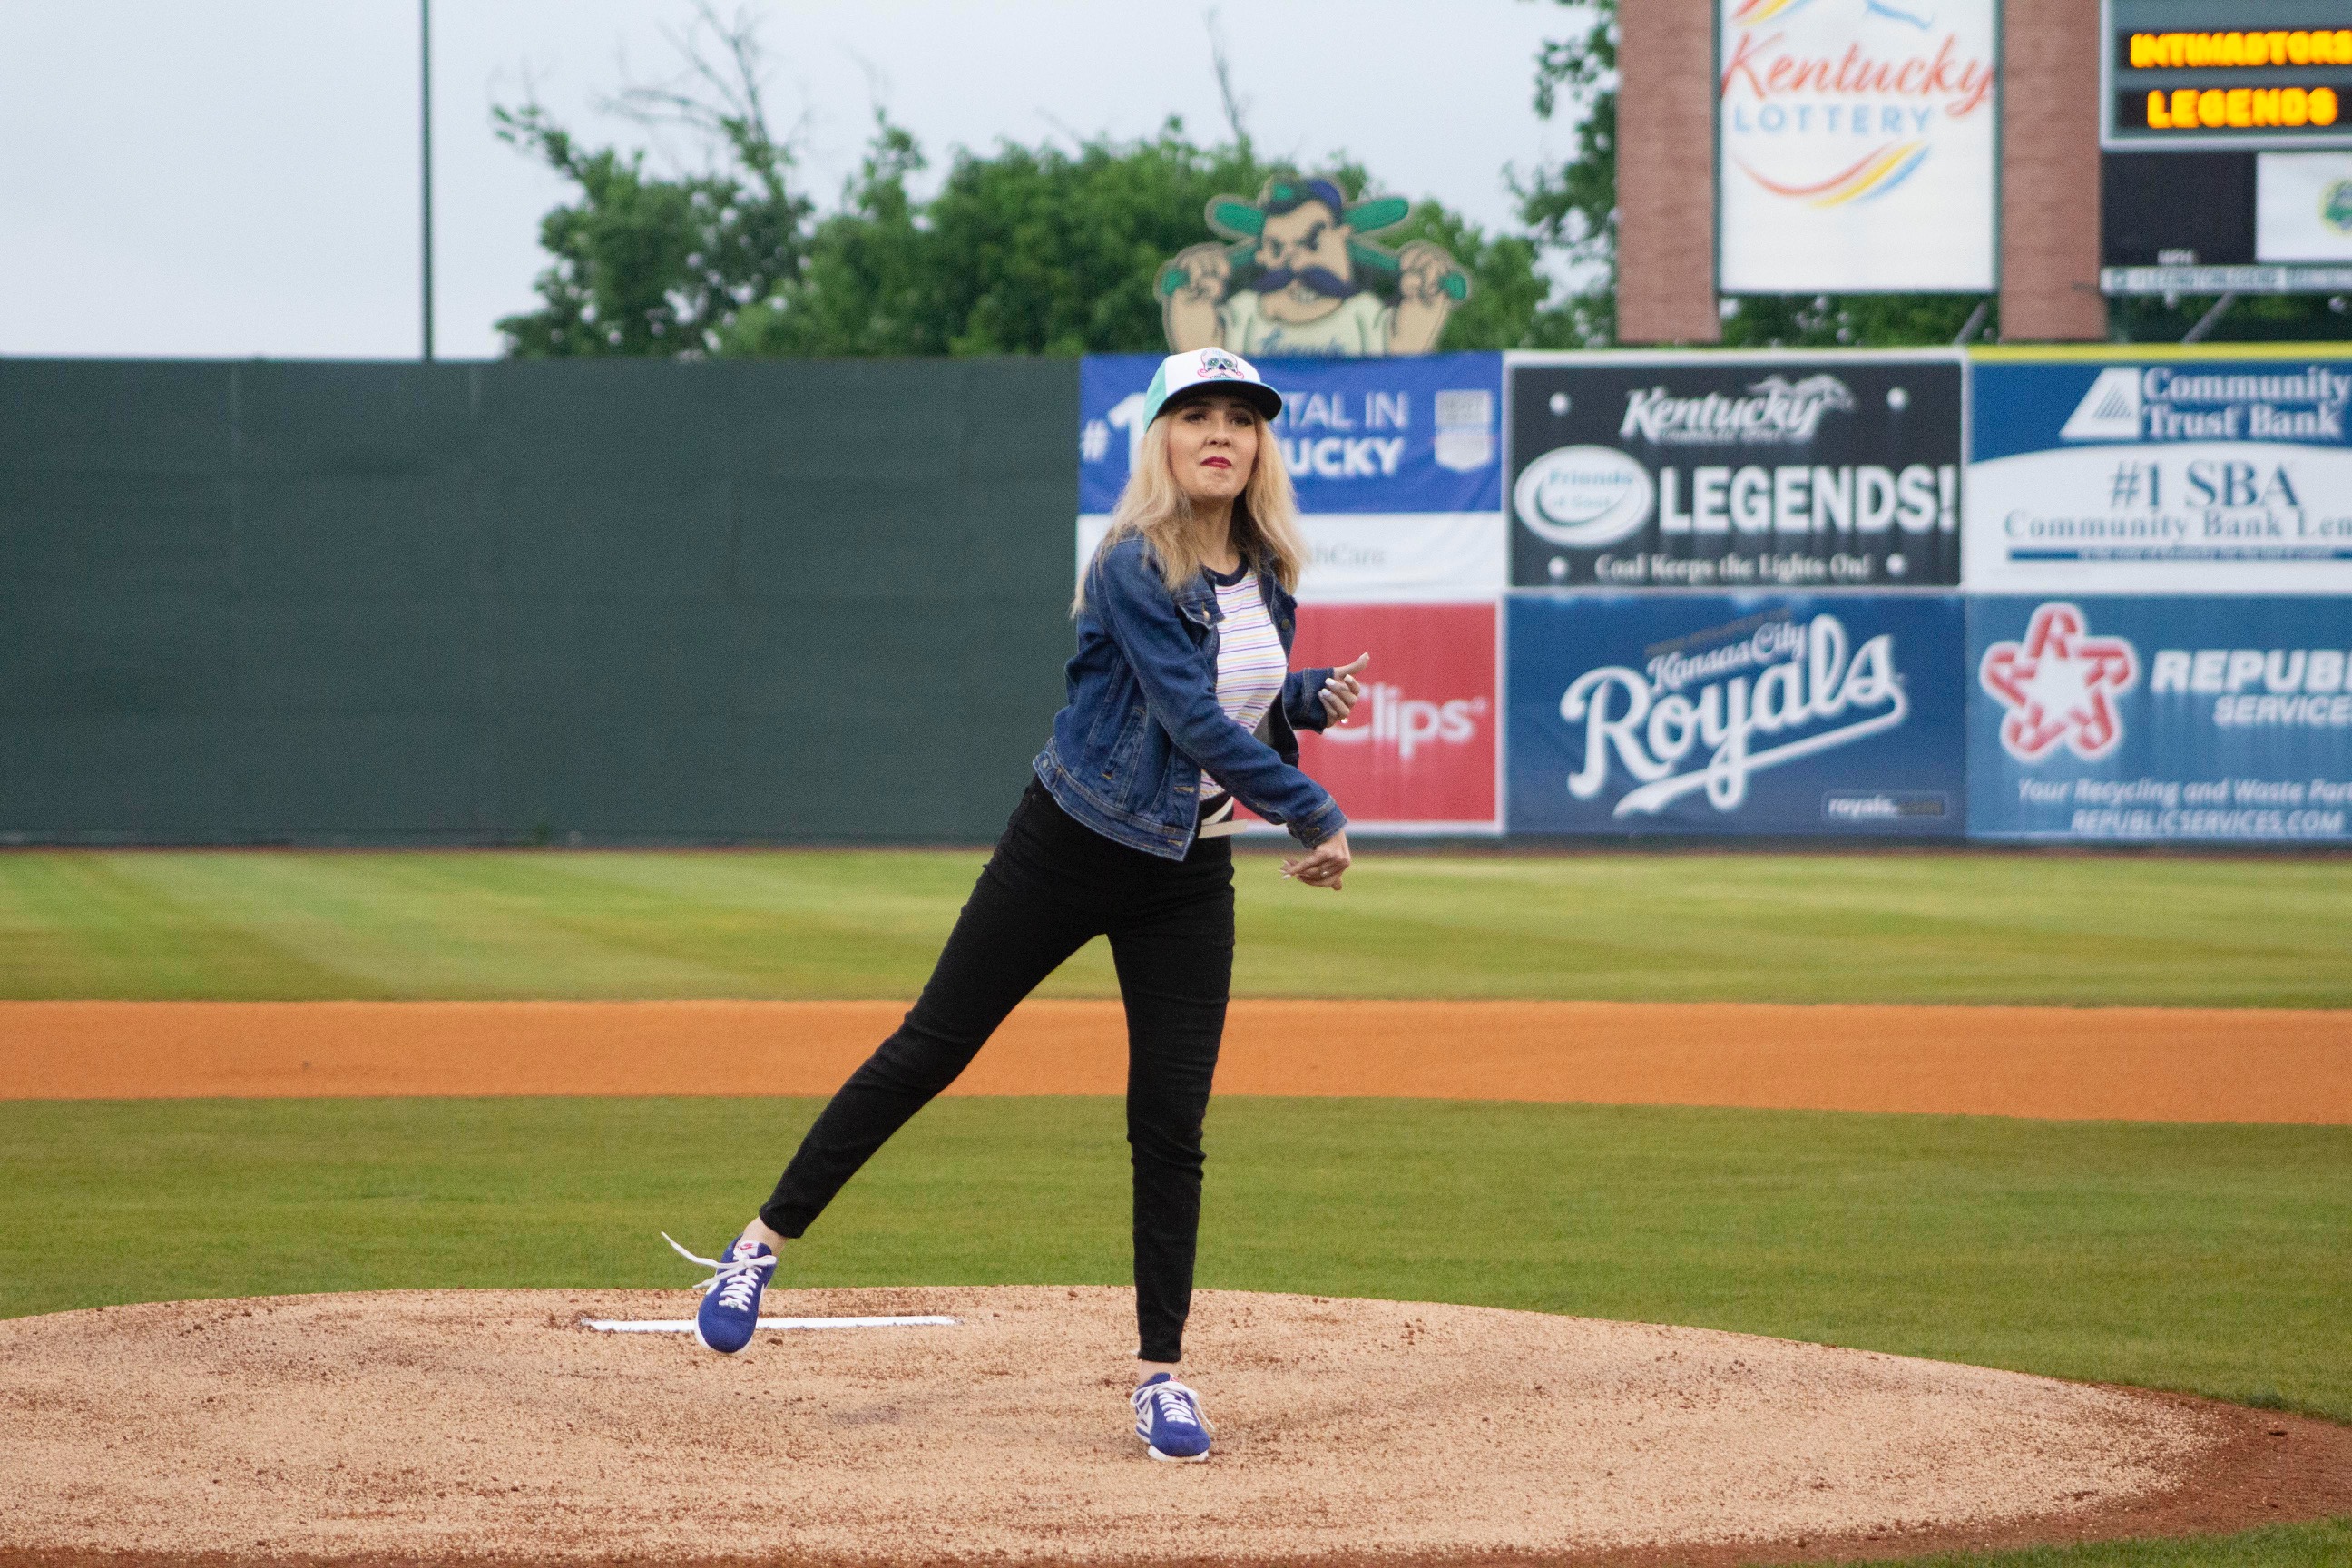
[1506,593,1967,837]
[1507,353,1964,590]
[1968,594,2352,843]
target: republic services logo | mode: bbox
[1978,603,2138,761]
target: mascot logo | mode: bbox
[1157,174,1470,358]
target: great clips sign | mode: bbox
[1718,0,1998,292]
[1507,353,1964,589]
[1239,602,1500,832]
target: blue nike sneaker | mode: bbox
[1132,1372,1212,1462]
[662,1231,777,1355]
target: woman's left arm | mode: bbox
[1283,653,1369,731]
[1281,669,1334,731]
[1087,543,1348,848]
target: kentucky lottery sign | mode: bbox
[1717,0,1999,293]
[1507,353,1964,590]
[1505,593,1967,837]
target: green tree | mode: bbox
[499,12,1549,358]
[493,10,812,358]
[2110,291,2352,343]
[730,123,1287,358]
[727,122,1552,358]
[1518,0,1618,346]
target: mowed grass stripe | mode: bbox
[1849,1521,2352,1567]
[4,849,2349,1004]
[2,1097,2343,1423]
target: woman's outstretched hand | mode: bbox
[1281,829,1352,891]
[1319,654,1370,725]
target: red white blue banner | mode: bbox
[1966,353,2352,593]
[1967,595,2352,841]
[1079,352,1504,603]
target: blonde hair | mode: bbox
[1075,400,1306,613]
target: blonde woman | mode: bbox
[672,348,1366,1463]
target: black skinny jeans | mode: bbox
[761,779,1234,1364]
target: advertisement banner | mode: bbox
[1079,352,1504,603]
[1507,353,1964,590]
[2102,3,2352,153]
[1240,602,1500,833]
[1968,595,2352,842]
[1966,351,2352,592]
[1506,593,1967,837]
[1717,0,1999,293]
[1076,513,1500,604]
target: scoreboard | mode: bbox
[2102,0,2352,295]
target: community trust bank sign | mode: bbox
[1718,0,1999,293]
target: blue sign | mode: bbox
[1965,354,2352,593]
[1079,351,1502,516]
[1506,593,1967,837]
[1968,595,2352,843]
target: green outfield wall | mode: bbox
[1,358,1078,844]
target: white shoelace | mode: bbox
[662,1231,777,1312]
[1135,1379,1204,1430]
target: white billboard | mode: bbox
[2257,152,2352,262]
[1965,355,2352,593]
[1718,0,2000,294]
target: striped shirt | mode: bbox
[1198,562,1289,825]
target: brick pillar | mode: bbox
[2000,0,2107,341]
[1616,0,1720,345]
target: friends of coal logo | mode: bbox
[1557,612,1907,817]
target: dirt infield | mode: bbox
[4,998,2347,1122]
[3,1287,2343,1568]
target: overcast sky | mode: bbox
[0,0,1584,361]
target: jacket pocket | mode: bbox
[1102,702,1148,783]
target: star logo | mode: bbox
[1979,602,2138,762]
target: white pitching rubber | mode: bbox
[581,1316,959,1333]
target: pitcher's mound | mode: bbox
[0,1286,2302,1565]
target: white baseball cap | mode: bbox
[1141,348,1283,425]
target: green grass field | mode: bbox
[4,848,2347,1567]
[5,847,2351,1004]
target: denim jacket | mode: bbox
[1034,534,1347,859]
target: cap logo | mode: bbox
[1196,350,1245,378]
